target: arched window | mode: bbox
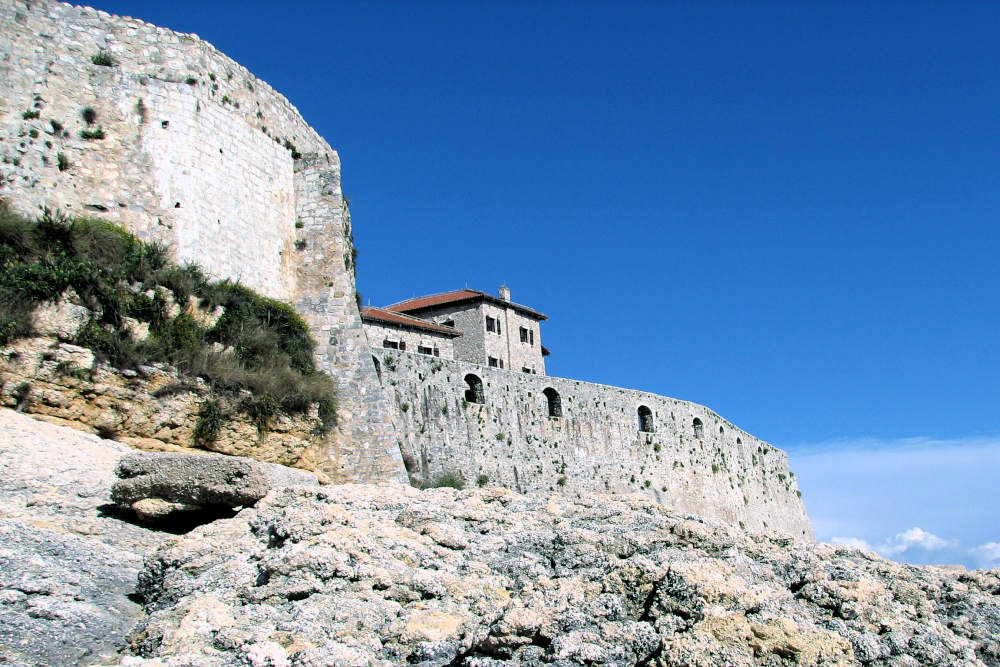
[693,417,704,439]
[464,374,484,404]
[719,426,725,435]
[637,405,654,433]
[543,387,562,418]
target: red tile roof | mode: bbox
[386,289,547,321]
[360,307,463,336]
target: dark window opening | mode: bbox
[399,341,406,351]
[417,344,433,356]
[719,426,725,435]
[638,405,654,433]
[488,357,498,367]
[530,330,534,345]
[519,326,529,343]
[486,316,499,333]
[382,339,399,350]
[522,367,532,374]
[543,387,562,418]
[693,418,704,439]
[372,355,381,380]
[442,319,455,328]
[464,374,484,404]
[433,347,440,357]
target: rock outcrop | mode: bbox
[122,484,1000,666]
[0,335,334,479]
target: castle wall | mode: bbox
[0,0,406,484]
[379,350,813,538]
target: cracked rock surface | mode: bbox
[124,484,1000,666]
[0,409,166,666]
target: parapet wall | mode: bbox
[380,351,813,538]
[0,0,405,484]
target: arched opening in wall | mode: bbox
[464,374,484,404]
[736,437,742,445]
[693,418,704,439]
[372,355,381,380]
[543,387,562,418]
[637,405,654,433]
[719,426,725,436]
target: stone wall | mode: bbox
[378,350,813,538]
[0,0,406,484]
[363,320,457,360]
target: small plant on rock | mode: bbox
[91,51,117,67]
[79,127,106,140]
[22,110,40,120]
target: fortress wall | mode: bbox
[294,156,406,483]
[0,0,405,483]
[0,0,327,300]
[380,351,813,538]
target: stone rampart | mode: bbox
[0,0,405,483]
[379,351,813,538]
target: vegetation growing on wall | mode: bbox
[0,205,336,433]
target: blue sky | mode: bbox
[90,1,1000,568]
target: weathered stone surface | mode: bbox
[0,409,166,666]
[120,484,1000,666]
[112,452,271,509]
[1,335,333,478]
[380,351,812,539]
[31,289,90,340]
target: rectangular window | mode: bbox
[382,339,399,350]
[529,330,534,345]
[433,347,440,357]
[417,344,433,355]
[522,367,532,374]
[399,341,406,351]
[519,326,529,343]
[499,359,504,369]
[485,316,497,333]
[488,357,498,367]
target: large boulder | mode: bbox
[112,452,270,511]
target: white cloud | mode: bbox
[970,542,1000,567]
[878,527,954,556]
[830,536,874,551]
[788,435,1000,567]
[829,528,954,559]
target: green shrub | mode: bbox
[81,107,97,125]
[56,153,70,172]
[193,399,227,447]
[426,472,464,490]
[91,51,116,67]
[476,474,489,487]
[0,208,336,432]
[22,110,40,120]
[79,127,106,140]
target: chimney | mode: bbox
[498,285,511,302]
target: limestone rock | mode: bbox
[30,289,90,340]
[119,484,1000,666]
[112,452,271,510]
[0,409,166,666]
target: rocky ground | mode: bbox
[1,408,998,666]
